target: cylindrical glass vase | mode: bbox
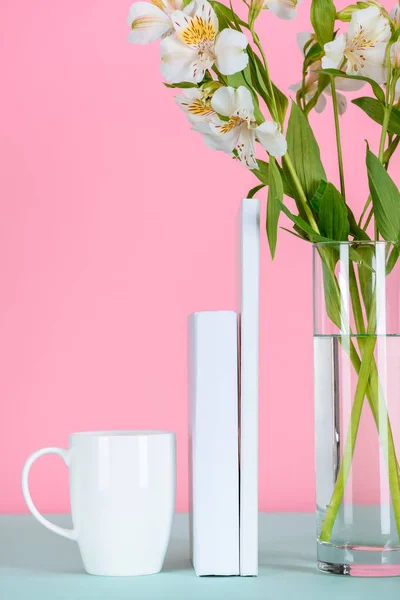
[314,241,400,576]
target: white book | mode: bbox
[188,310,240,576]
[238,198,260,576]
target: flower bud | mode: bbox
[201,80,223,98]
[391,3,400,28]
[392,40,400,69]
[248,0,264,29]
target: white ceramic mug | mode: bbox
[22,430,176,576]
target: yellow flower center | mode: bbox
[218,116,244,135]
[188,98,215,118]
[179,16,216,46]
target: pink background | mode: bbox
[0,0,398,513]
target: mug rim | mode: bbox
[69,430,175,439]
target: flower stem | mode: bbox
[319,285,377,541]
[319,266,400,543]
[319,333,376,542]
[330,77,346,201]
[250,28,279,123]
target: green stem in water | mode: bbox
[319,296,377,542]
[319,266,400,543]
[330,77,346,201]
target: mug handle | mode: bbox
[22,447,77,541]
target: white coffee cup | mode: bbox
[22,430,176,576]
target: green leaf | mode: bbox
[209,1,246,30]
[387,245,400,276]
[321,250,342,328]
[272,82,289,126]
[247,183,265,199]
[281,227,308,240]
[267,157,283,258]
[279,202,327,242]
[285,101,326,201]
[304,42,324,68]
[163,82,198,89]
[311,0,336,46]
[247,49,288,125]
[366,148,400,241]
[310,180,328,213]
[252,160,295,198]
[356,245,374,313]
[347,206,370,240]
[320,68,385,103]
[352,97,400,136]
[318,183,349,241]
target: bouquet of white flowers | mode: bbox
[128,0,400,574]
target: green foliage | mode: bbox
[285,102,326,201]
[318,183,349,241]
[366,148,400,241]
[310,180,328,213]
[209,1,247,30]
[163,82,198,89]
[247,183,265,199]
[320,68,386,103]
[266,157,284,258]
[252,160,294,198]
[247,49,288,126]
[311,0,336,47]
[352,98,400,136]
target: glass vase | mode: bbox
[314,241,400,576]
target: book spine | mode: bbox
[239,199,260,576]
[188,311,240,576]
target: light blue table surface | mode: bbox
[1,513,400,599]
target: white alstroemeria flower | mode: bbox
[192,121,235,152]
[194,86,287,169]
[322,6,391,84]
[291,34,362,116]
[176,87,219,123]
[160,0,249,84]
[127,0,184,44]
[264,0,302,20]
[391,3,400,28]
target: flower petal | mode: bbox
[348,6,390,44]
[176,89,217,122]
[334,76,365,91]
[160,34,199,82]
[236,127,258,170]
[192,121,234,153]
[171,0,218,46]
[391,4,400,28]
[209,120,242,152]
[314,93,327,113]
[163,0,184,12]
[322,34,346,70]
[265,0,299,20]
[289,81,301,93]
[336,93,347,116]
[127,2,172,44]
[297,31,312,55]
[214,29,249,75]
[255,121,287,157]
[211,86,238,117]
